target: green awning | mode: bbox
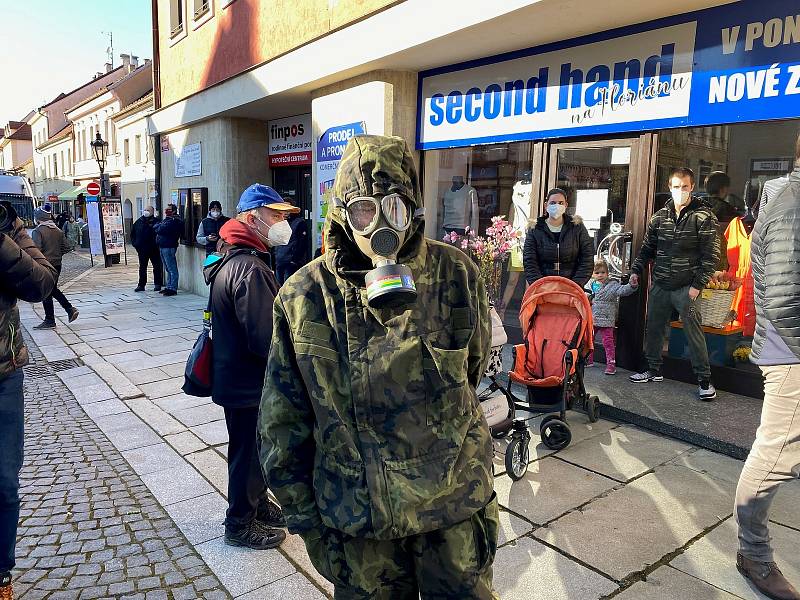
[58,185,86,200]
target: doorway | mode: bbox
[272,165,313,262]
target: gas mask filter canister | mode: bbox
[342,194,418,308]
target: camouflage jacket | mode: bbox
[259,136,493,541]
[632,196,720,291]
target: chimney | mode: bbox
[95,72,103,79]
[144,58,151,65]
[131,55,139,68]
[105,62,112,73]
[120,53,131,72]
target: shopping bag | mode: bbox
[182,324,213,397]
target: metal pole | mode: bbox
[98,165,110,268]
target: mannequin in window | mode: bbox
[442,176,478,235]
[499,171,532,317]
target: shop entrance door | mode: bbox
[544,135,656,370]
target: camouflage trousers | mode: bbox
[303,493,500,599]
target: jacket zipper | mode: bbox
[555,243,560,274]
[9,323,18,368]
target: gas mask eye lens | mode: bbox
[346,198,379,233]
[381,194,411,231]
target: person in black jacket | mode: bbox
[274,210,309,284]
[131,205,163,292]
[523,188,594,287]
[195,200,230,256]
[629,167,720,400]
[0,202,55,599]
[202,183,298,550]
[153,206,183,296]
[733,142,800,600]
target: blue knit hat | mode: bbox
[236,184,299,215]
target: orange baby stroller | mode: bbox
[503,276,600,452]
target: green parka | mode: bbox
[258,135,493,541]
[0,216,56,379]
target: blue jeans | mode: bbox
[0,369,24,575]
[160,247,179,291]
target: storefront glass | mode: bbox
[654,118,800,378]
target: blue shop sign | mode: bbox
[417,0,800,149]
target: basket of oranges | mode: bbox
[697,272,740,328]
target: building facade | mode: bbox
[0,119,33,174]
[148,0,800,396]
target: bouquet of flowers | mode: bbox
[443,216,522,305]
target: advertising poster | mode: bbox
[175,142,202,177]
[418,0,800,149]
[101,201,125,255]
[268,114,312,167]
[85,198,103,256]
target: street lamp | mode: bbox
[90,133,112,266]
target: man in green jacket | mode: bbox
[259,135,497,599]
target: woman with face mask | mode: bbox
[523,188,595,287]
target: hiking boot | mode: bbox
[0,571,12,600]
[134,286,145,292]
[162,289,177,296]
[33,320,56,330]
[67,308,79,323]
[737,553,800,600]
[153,286,162,292]
[224,521,286,550]
[255,496,286,528]
[604,362,617,376]
[158,288,167,294]
[629,369,663,383]
[699,380,717,401]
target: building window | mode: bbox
[193,0,209,19]
[53,154,58,178]
[136,197,144,215]
[170,0,184,37]
[67,149,71,175]
[124,139,130,166]
[135,135,142,164]
[105,121,110,148]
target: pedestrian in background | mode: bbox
[31,205,79,329]
[196,200,229,257]
[274,205,309,284]
[204,184,297,549]
[131,205,163,292]
[154,205,183,296]
[63,214,82,248]
[0,201,56,600]
[587,259,638,375]
[734,136,800,600]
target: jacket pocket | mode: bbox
[422,335,470,425]
[313,452,371,537]
[471,491,499,574]
[383,447,460,537]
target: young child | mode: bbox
[589,259,638,375]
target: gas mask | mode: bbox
[340,193,418,308]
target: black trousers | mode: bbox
[137,248,164,288]
[43,265,73,321]
[223,406,267,528]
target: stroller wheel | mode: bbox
[540,418,572,451]
[505,435,530,481]
[586,395,601,423]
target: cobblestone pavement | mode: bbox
[14,336,230,599]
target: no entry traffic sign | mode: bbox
[87,181,101,196]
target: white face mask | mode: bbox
[254,216,292,247]
[671,189,691,208]
[154,210,159,217]
[547,203,566,219]
[210,210,221,218]
[143,211,152,218]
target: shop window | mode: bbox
[178,188,208,247]
[654,119,800,382]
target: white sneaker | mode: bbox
[698,381,717,401]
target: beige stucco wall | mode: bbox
[160,116,270,295]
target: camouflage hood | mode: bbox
[325,135,424,279]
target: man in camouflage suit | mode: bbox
[259,134,498,599]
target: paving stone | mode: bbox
[94,412,163,452]
[278,533,334,596]
[493,536,617,599]
[154,393,211,413]
[497,509,534,546]
[172,403,225,427]
[667,448,745,485]
[195,536,296,596]
[770,478,800,531]
[494,456,617,525]
[553,424,694,483]
[615,565,740,599]
[139,460,214,505]
[538,464,737,580]
[138,378,187,399]
[122,442,188,476]
[670,517,800,600]
[81,398,130,419]
[125,398,186,436]
[164,430,208,455]
[127,368,171,385]
[185,449,229,493]
[70,383,117,405]
[238,573,328,599]
[191,420,229,446]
